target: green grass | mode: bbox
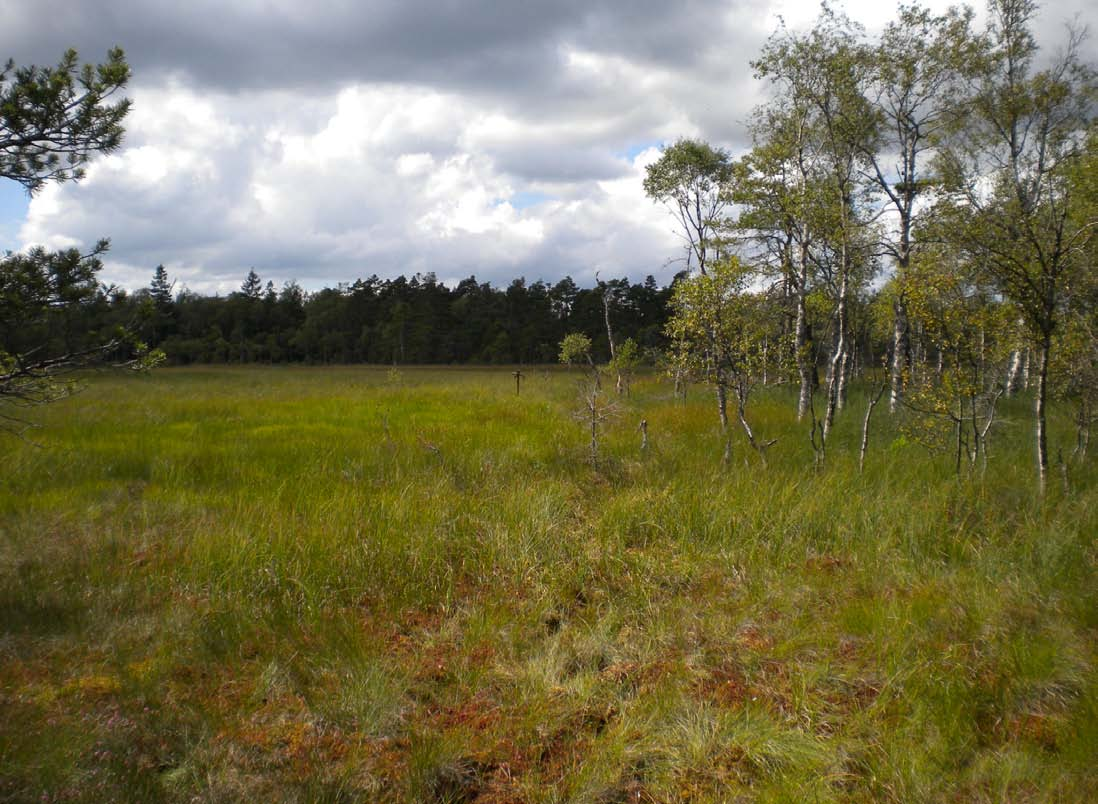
[0,365,1094,802]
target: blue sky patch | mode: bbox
[0,182,29,252]
[621,141,661,161]
[509,191,553,210]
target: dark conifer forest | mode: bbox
[58,266,679,365]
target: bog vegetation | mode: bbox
[0,366,1095,802]
[1,0,1097,800]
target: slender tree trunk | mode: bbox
[589,357,601,391]
[1035,336,1050,494]
[836,340,850,412]
[955,399,964,476]
[970,392,980,465]
[716,380,729,432]
[590,405,598,468]
[980,387,1004,471]
[1074,402,1090,459]
[859,383,887,473]
[735,383,774,466]
[601,286,623,395]
[823,270,848,440]
[716,380,731,463]
[762,337,769,386]
[909,327,917,388]
[807,386,825,468]
[795,242,812,421]
[889,296,909,414]
[978,326,986,386]
[829,184,852,425]
[1005,349,1022,395]
[586,387,601,469]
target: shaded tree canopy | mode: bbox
[0,47,130,193]
[0,48,151,430]
[118,268,677,367]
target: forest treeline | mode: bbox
[17,249,1058,416]
[31,267,675,366]
[19,259,981,382]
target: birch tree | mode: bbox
[865,4,981,412]
[1052,126,1098,460]
[643,139,733,276]
[730,102,827,421]
[900,245,1012,471]
[934,0,1096,491]
[644,139,736,434]
[560,333,615,468]
[666,258,782,464]
[753,7,879,437]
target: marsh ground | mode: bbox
[1,366,1095,802]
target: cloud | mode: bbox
[4,0,1095,291]
[0,0,762,96]
[18,79,679,293]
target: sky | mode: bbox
[1,0,1094,294]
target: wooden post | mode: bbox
[512,370,524,394]
[639,419,648,451]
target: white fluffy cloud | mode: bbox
[18,76,683,292]
[7,0,1095,291]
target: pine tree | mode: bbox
[150,264,173,311]
[240,269,263,299]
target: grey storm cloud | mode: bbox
[2,0,1094,292]
[0,0,764,96]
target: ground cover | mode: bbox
[0,366,1095,802]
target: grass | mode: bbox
[0,365,1094,802]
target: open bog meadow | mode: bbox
[1,366,1095,802]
